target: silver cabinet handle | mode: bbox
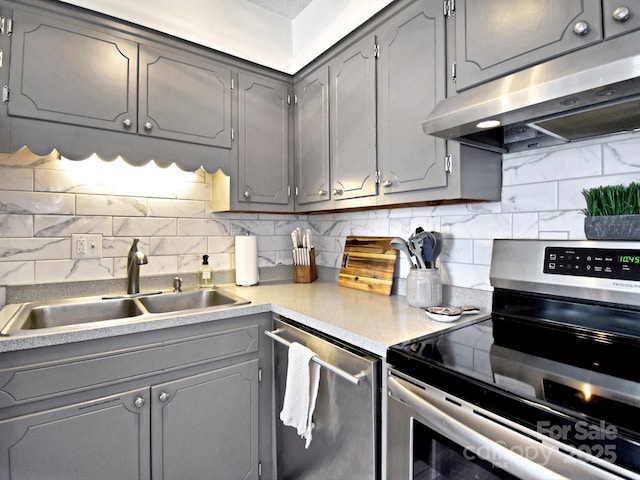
[332,188,343,196]
[122,118,132,128]
[382,179,393,188]
[243,191,250,199]
[318,189,327,197]
[573,21,589,35]
[134,396,145,408]
[144,122,153,131]
[159,392,170,402]
[612,6,631,22]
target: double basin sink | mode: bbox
[0,288,251,336]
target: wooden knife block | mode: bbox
[293,248,317,283]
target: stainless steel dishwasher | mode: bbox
[266,316,380,480]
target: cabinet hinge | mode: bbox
[375,169,381,185]
[444,154,453,175]
[2,85,8,104]
[258,367,262,382]
[231,128,235,141]
[0,17,12,35]
[451,61,457,83]
[373,44,380,59]
[258,461,263,477]
[444,0,456,18]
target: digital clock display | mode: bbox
[618,255,640,264]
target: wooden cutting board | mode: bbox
[338,236,397,295]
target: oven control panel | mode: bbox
[544,247,640,280]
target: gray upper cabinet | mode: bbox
[294,64,330,207]
[377,0,447,201]
[8,7,138,133]
[139,45,232,148]
[237,71,293,209]
[329,34,378,202]
[453,0,603,91]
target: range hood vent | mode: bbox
[423,33,640,153]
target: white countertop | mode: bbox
[0,280,489,357]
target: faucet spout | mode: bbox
[127,238,148,294]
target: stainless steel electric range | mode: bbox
[386,240,640,480]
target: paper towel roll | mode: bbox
[235,235,259,286]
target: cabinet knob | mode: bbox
[144,122,153,131]
[382,179,393,188]
[332,188,343,196]
[573,21,589,36]
[122,118,132,128]
[612,6,631,22]
[318,189,327,197]
[159,392,170,402]
[243,191,250,199]
[134,396,145,408]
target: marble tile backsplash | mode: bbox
[1,132,640,301]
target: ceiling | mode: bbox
[243,0,314,19]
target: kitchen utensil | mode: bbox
[409,236,427,269]
[390,237,416,268]
[431,231,443,262]
[339,236,397,295]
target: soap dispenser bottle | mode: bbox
[198,255,214,289]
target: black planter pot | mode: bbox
[584,215,640,240]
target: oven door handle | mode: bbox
[388,376,570,480]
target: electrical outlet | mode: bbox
[71,234,103,259]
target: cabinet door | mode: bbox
[294,64,331,206]
[8,7,138,133]
[330,34,378,202]
[151,360,259,480]
[454,0,603,91]
[139,45,232,148]
[603,0,640,38]
[377,0,447,199]
[238,72,292,207]
[0,388,150,480]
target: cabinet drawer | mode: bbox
[0,324,259,407]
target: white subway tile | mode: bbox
[35,259,114,283]
[539,211,585,239]
[0,167,33,191]
[351,218,389,236]
[34,216,112,237]
[441,214,511,239]
[512,213,539,238]
[231,220,275,236]
[0,191,75,214]
[178,218,231,236]
[35,169,113,194]
[0,214,33,237]
[150,236,207,255]
[0,261,34,285]
[0,238,70,261]
[77,195,148,216]
[208,236,235,254]
[439,262,492,290]
[502,182,557,212]
[113,217,177,237]
[148,199,206,218]
[440,238,473,263]
[176,182,210,201]
[603,136,640,174]
[103,237,150,258]
[473,240,494,266]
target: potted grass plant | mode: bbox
[582,182,640,240]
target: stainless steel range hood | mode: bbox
[423,33,640,153]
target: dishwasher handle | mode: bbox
[265,328,367,386]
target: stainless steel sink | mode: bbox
[138,289,250,314]
[0,288,250,336]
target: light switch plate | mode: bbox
[71,233,103,259]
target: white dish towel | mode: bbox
[279,341,321,449]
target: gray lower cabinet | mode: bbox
[0,388,150,480]
[236,71,293,210]
[0,313,272,480]
[329,34,378,203]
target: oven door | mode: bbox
[386,371,636,480]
